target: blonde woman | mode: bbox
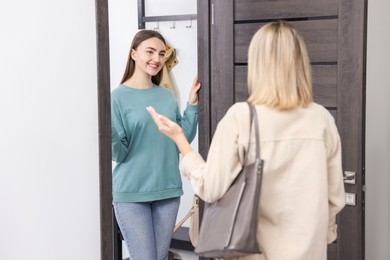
[147,21,345,260]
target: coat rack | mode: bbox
[138,0,197,29]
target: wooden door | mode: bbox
[197,0,367,259]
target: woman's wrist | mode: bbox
[187,101,198,105]
[174,133,192,155]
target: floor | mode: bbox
[169,248,198,260]
[121,242,198,260]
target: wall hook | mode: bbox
[170,21,176,29]
[153,22,160,31]
[186,20,192,28]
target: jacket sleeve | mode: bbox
[179,107,244,203]
[326,117,346,243]
[111,98,129,163]
[176,103,198,143]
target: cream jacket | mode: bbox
[180,102,345,260]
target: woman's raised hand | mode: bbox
[146,106,183,141]
[146,106,193,155]
[188,75,201,105]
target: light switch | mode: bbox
[345,193,356,206]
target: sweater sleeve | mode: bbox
[176,103,198,143]
[325,116,346,243]
[179,107,243,203]
[111,98,129,163]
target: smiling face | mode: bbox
[131,37,166,77]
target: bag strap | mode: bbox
[244,102,260,165]
[173,195,199,234]
[251,103,260,159]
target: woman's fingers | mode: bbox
[146,106,160,124]
[146,106,185,144]
[192,75,201,91]
[194,82,201,92]
[188,75,201,104]
[192,74,198,86]
[146,106,168,125]
[146,106,173,136]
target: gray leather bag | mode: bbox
[195,102,263,258]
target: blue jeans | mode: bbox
[113,197,180,260]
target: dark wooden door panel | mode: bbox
[235,65,338,108]
[210,0,234,134]
[328,243,338,259]
[197,0,211,158]
[235,19,339,63]
[312,65,338,108]
[336,1,367,259]
[198,0,366,259]
[233,65,247,102]
[234,0,339,21]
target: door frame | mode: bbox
[95,1,203,259]
[95,0,114,259]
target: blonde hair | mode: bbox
[247,21,313,110]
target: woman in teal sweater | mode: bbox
[111,30,200,260]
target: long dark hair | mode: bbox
[120,30,166,85]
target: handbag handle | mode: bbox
[244,102,260,165]
[173,195,199,234]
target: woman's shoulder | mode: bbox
[307,102,335,121]
[229,102,332,118]
[218,102,251,126]
[111,85,127,100]
[226,102,251,115]
[154,85,176,97]
[111,85,124,93]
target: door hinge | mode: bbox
[362,185,366,192]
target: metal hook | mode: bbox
[186,20,192,28]
[170,21,176,29]
[153,22,160,31]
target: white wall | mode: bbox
[0,1,100,260]
[366,0,390,259]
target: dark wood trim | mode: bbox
[143,14,197,23]
[170,227,195,251]
[234,0,338,21]
[337,0,367,259]
[210,0,234,133]
[97,1,202,258]
[328,243,337,259]
[197,1,211,259]
[95,1,113,260]
[137,0,196,29]
[137,0,145,29]
[113,216,123,260]
[197,0,211,159]
[234,19,339,64]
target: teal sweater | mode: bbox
[111,85,198,202]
